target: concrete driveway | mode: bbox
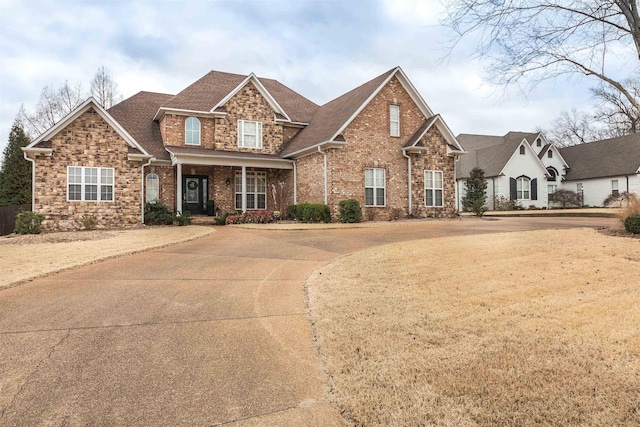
[0,217,615,426]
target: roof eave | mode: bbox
[283,140,348,159]
[153,107,227,122]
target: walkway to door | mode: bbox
[0,217,615,425]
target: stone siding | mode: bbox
[214,82,284,154]
[34,108,142,231]
[159,115,216,149]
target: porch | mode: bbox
[167,148,295,216]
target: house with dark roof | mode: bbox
[22,67,465,230]
[456,132,639,209]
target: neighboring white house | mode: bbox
[456,132,640,209]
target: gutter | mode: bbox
[402,149,412,215]
[318,146,328,205]
[293,161,297,205]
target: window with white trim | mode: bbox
[238,120,263,148]
[611,179,619,196]
[235,170,266,210]
[68,166,114,202]
[146,173,159,203]
[517,177,530,200]
[365,168,385,206]
[548,184,557,201]
[547,149,553,158]
[425,170,444,207]
[519,145,525,155]
[185,117,201,145]
[390,105,400,137]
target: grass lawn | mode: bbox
[307,228,640,426]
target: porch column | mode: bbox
[241,166,247,212]
[176,163,183,214]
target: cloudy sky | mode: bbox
[0,0,627,158]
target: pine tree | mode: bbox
[463,167,488,216]
[0,117,32,206]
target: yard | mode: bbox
[307,228,640,426]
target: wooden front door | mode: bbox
[183,176,208,215]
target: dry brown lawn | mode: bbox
[307,228,640,426]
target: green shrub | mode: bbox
[174,212,192,226]
[339,199,362,223]
[286,204,298,220]
[624,214,640,234]
[302,203,331,223]
[214,212,234,225]
[14,211,45,234]
[145,202,174,225]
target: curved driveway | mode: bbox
[0,217,614,426]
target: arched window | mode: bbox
[547,167,558,181]
[185,117,201,145]
[517,177,530,200]
[519,145,525,155]
[146,173,159,203]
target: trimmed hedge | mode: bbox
[286,203,331,223]
[339,199,362,223]
[624,214,640,234]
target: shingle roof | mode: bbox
[559,134,640,181]
[279,68,396,157]
[162,71,318,123]
[404,115,440,148]
[456,132,539,179]
[108,92,174,161]
[165,145,290,161]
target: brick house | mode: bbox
[23,66,465,231]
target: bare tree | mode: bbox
[90,66,122,109]
[442,1,640,113]
[21,81,84,138]
[591,78,640,135]
[542,110,608,146]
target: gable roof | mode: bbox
[279,66,442,157]
[161,70,318,124]
[26,97,150,157]
[108,91,175,161]
[456,132,540,179]
[404,114,465,153]
[559,133,640,181]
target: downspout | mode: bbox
[23,152,36,211]
[402,149,412,215]
[492,178,496,210]
[318,146,328,205]
[293,161,297,205]
[141,157,153,224]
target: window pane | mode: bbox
[425,171,433,188]
[376,188,385,205]
[390,105,399,121]
[375,169,385,187]
[101,168,113,184]
[244,134,256,147]
[435,171,443,189]
[365,169,374,187]
[101,185,113,201]
[426,189,433,206]
[612,180,618,190]
[69,184,82,200]
[244,121,256,134]
[390,122,399,136]
[85,184,98,201]
[69,167,82,184]
[257,194,266,209]
[235,174,242,192]
[85,168,97,184]
[246,195,255,210]
[435,190,443,207]
[235,194,242,210]
[365,188,374,205]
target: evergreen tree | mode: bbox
[0,117,32,206]
[463,167,488,216]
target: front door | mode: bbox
[183,176,208,215]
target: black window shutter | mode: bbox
[510,178,517,200]
[531,178,538,200]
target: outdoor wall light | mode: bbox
[225,177,231,186]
